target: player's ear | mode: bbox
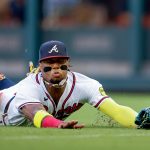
[67,59,72,70]
[39,63,42,72]
[66,58,69,65]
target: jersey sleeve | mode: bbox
[15,91,41,111]
[14,77,42,111]
[87,80,110,109]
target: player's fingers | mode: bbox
[64,120,78,128]
[68,120,78,126]
[73,124,85,129]
[59,120,78,128]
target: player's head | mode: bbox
[39,40,70,88]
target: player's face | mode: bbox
[39,58,69,84]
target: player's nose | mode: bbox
[52,63,60,70]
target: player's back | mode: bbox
[0,74,41,105]
[1,74,34,94]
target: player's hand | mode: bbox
[58,120,84,129]
[135,107,150,129]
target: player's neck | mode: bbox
[46,83,66,105]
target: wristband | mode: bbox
[33,110,51,128]
[41,116,63,128]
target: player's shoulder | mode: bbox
[16,73,41,89]
[70,71,102,87]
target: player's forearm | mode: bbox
[20,104,63,128]
[20,103,45,120]
[98,98,138,128]
[33,110,63,128]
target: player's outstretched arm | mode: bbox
[20,104,84,129]
[98,98,138,128]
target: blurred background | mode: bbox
[0,0,150,91]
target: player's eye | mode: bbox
[43,67,52,72]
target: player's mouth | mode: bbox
[52,72,61,78]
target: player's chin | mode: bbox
[50,78,63,84]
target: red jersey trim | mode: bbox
[62,72,76,109]
[36,74,40,84]
[45,92,56,115]
[18,102,42,110]
[94,96,109,108]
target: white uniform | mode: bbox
[0,71,109,126]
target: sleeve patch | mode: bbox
[99,87,107,96]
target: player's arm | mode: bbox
[20,104,84,129]
[98,98,138,128]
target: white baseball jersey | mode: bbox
[0,71,109,126]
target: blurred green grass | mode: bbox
[0,92,150,150]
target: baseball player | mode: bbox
[0,40,138,129]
